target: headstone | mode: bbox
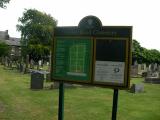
[137,64,141,75]
[16,63,19,70]
[137,64,147,76]
[148,64,151,71]
[153,72,159,78]
[131,65,138,77]
[159,65,160,71]
[154,63,158,71]
[26,55,29,70]
[158,65,160,72]
[39,60,42,66]
[145,77,160,84]
[134,60,138,66]
[23,64,26,73]
[19,63,23,72]
[145,65,160,84]
[30,71,44,89]
[142,72,147,77]
[130,84,144,93]
[46,73,51,82]
[150,63,154,72]
[30,59,34,69]
[147,70,159,78]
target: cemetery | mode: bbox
[131,63,160,84]
[0,1,160,120]
[0,64,160,120]
[0,15,160,120]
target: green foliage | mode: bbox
[17,9,57,62]
[132,39,142,63]
[132,40,160,64]
[0,0,10,8]
[0,41,10,57]
[28,44,50,62]
[148,49,160,64]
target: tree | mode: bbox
[0,0,10,8]
[132,39,143,64]
[0,41,10,57]
[132,39,160,65]
[148,49,160,64]
[17,9,57,66]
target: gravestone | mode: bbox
[30,59,35,69]
[150,63,155,72]
[30,71,44,89]
[46,73,51,82]
[39,60,42,66]
[16,63,19,70]
[19,63,23,72]
[154,63,158,71]
[131,65,138,77]
[137,64,147,76]
[130,84,144,93]
[145,77,160,84]
[142,71,147,77]
[145,64,160,84]
[158,65,160,71]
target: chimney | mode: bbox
[5,30,9,40]
[5,30,8,34]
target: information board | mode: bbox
[51,16,132,89]
[52,37,93,83]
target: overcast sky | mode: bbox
[0,0,160,50]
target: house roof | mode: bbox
[0,37,21,47]
[0,30,9,40]
[0,30,21,46]
[7,37,21,46]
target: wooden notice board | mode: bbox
[51,16,132,89]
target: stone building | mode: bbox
[0,30,21,57]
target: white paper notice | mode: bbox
[94,61,125,83]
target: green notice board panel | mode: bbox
[52,37,93,83]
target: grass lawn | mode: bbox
[0,65,160,120]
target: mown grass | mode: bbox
[0,65,160,120]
